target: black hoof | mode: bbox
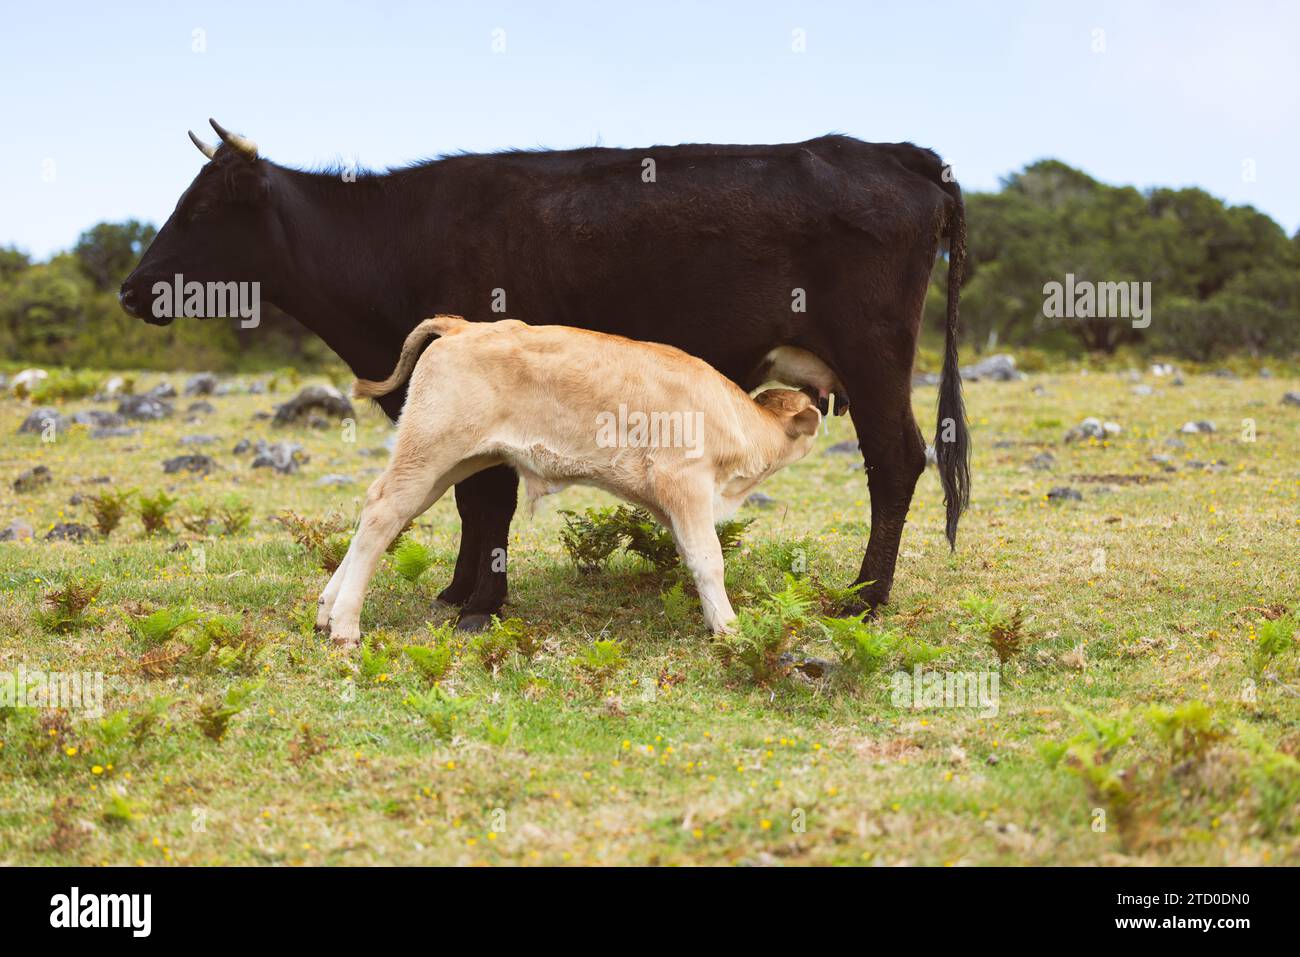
[455,612,494,633]
[833,394,850,416]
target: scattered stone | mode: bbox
[1031,383,1048,396]
[272,384,354,426]
[232,438,253,455]
[1047,486,1083,502]
[91,426,140,439]
[17,407,67,436]
[186,400,215,415]
[179,434,217,446]
[744,492,776,508]
[777,653,838,678]
[1,520,34,542]
[1149,454,1178,472]
[162,454,216,475]
[68,493,84,506]
[1260,368,1273,378]
[11,368,48,394]
[1131,384,1154,396]
[251,440,307,475]
[13,465,52,493]
[248,379,268,395]
[825,440,859,456]
[317,474,355,487]
[1211,368,1240,380]
[912,371,940,387]
[1282,392,1300,408]
[1179,420,1216,434]
[45,522,94,542]
[118,394,173,421]
[960,353,1025,382]
[148,381,177,399]
[184,372,219,396]
[358,446,388,457]
[1150,363,1176,377]
[1029,451,1055,471]
[102,375,129,397]
[1171,375,1185,387]
[71,409,125,428]
[1064,417,1120,442]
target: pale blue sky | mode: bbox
[2,0,1296,259]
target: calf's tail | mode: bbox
[352,314,468,399]
[935,180,970,550]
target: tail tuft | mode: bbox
[934,183,970,549]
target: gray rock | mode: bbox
[317,474,355,487]
[184,372,218,396]
[102,375,129,397]
[1211,368,1240,380]
[162,454,216,475]
[17,408,67,436]
[1179,420,1216,434]
[186,400,215,415]
[1131,384,1154,396]
[1282,392,1300,407]
[0,520,34,542]
[960,354,1025,382]
[179,434,217,446]
[777,653,838,678]
[13,465,52,493]
[1029,451,1055,471]
[71,409,125,428]
[118,394,173,421]
[1064,417,1120,442]
[45,522,93,542]
[248,379,268,395]
[912,371,941,388]
[1164,437,1187,449]
[91,426,140,439]
[232,438,252,455]
[251,440,307,474]
[825,440,860,456]
[1150,454,1178,472]
[744,492,776,508]
[148,381,177,399]
[1047,486,1083,502]
[272,384,354,426]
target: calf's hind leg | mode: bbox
[326,467,452,649]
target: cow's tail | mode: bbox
[935,179,969,550]
[352,314,468,399]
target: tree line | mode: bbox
[3,159,1298,372]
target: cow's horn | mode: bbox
[208,118,259,159]
[188,130,217,160]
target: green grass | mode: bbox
[1,367,1298,865]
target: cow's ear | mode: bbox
[226,163,271,207]
[786,407,820,438]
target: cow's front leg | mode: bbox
[450,464,519,632]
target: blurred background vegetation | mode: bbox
[3,158,1298,374]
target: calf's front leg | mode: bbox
[667,497,736,634]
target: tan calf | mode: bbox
[318,316,829,647]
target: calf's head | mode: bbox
[753,388,822,465]
[119,120,284,324]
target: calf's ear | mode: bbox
[786,407,820,438]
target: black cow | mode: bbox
[121,120,970,630]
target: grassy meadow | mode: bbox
[1,363,1298,866]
